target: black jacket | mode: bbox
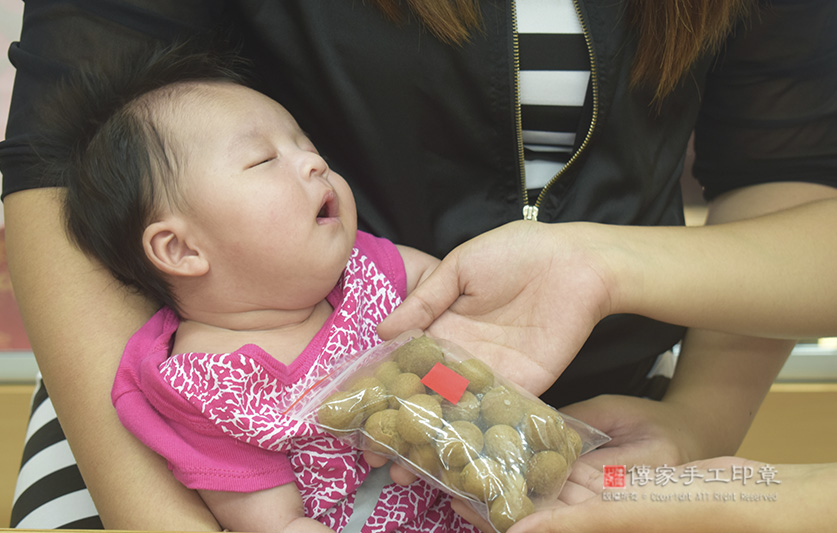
[2,0,835,404]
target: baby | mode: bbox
[49,42,477,532]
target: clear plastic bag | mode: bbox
[288,331,610,532]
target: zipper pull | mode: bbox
[522,205,539,221]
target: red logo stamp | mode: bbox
[603,465,627,489]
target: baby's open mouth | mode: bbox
[317,191,338,221]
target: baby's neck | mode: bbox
[171,299,334,365]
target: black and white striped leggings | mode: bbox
[10,377,102,529]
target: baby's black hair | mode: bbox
[36,38,255,313]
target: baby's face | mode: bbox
[161,81,358,308]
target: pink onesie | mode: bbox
[112,231,475,532]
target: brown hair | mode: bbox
[372,0,755,101]
[367,0,482,45]
[628,0,756,101]
[41,41,253,314]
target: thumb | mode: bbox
[377,255,462,340]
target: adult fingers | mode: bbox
[450,497,495,533]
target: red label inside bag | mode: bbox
[421,362,469,404]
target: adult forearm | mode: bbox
[604,183,832,459]
[5,189,219,530]
[378,182,835,398]
[662,329,794,460]
[601,185,837,339]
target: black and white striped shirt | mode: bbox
[517,0,591,190]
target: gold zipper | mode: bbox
[510,0,531,219]
[514,0,600,222]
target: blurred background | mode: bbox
[0,0,21,225]
[0,0,834,527]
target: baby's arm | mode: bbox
[396,245,441,294]
[198,484,335,533]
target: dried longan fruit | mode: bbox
[461,457,504,503]
[483,424,529,469]
[454,358,494,394]
[526,450,568,497]
[318,390,368,433]
[440,390,480,423]
[566,426,583,461]
[387,372,426,409]
[436,420,484,469]
[396,394,444,444]
[439,465,466,494]
[374,360,402,388]
[347,378,390,418]
[489,492,535,533]
[407,442,443,477]
[348,375,385,392]
[364,409,409,455]
[519,403,572,455]
[500,470,528,497]
[480,386,524,427]
[393,335,445,377]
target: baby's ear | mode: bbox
[143,220,209,277]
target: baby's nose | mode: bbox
[301,151,328,179]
